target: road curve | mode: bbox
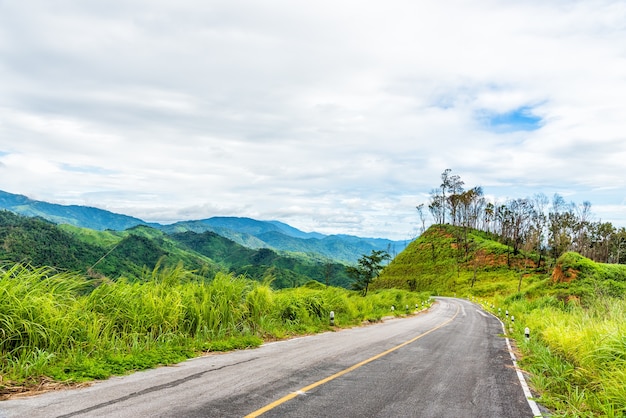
[0,298,539,418]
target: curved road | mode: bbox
[0,298,540,417]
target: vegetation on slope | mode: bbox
[375,220,626,416]
[0,211,103,270]
[0,211,351,289]
[373,224,548,296]
[0,263,430,397]
[169,231,352,288]
[1,190,407,264]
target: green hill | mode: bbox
[0,211,104,270]
[159,217,407,263]
[548,251,626,300]
[169,231,352,288]
[375,224,626,301]
[0,211,352,289]
[373,224,546,296]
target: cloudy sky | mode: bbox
[1,0,625,240]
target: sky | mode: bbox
[1,0,625,240]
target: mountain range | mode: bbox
[0,190,409,264]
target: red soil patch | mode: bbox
[551,264,578,283]
[468,249,536,270]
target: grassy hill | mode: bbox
[374,224,549,296]
[375,224,626,416]
[547,250,626,299]
[374,224,626,301]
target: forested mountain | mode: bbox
[170,231,351,288]
[158,217,407,263]
[164,217,324,239]
[0,190,149,231]
[0,190,407,263]
[0,211,351,288]
[0,210,103,271]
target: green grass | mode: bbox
[482,295,626,417]
[374,225,548,298]
[0,263,430,394]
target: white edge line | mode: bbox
[484,306,543,417]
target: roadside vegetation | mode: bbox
[496,294,626,417]
[2,169,626,415]
[0,262,430,398]
[374,169,626,417]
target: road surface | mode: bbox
[0,298,540,417]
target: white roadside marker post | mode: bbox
[330,311,335,326]
[525,327,530,341]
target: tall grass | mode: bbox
[0,263,430,393]
[489,295,626,416]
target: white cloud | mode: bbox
[1,0,625,239]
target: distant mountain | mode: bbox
[160,217,324,239]
[0,190,410,264]
[158,217,409,263]
[0,190,148,231]
[158,219,270,248]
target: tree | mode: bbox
[440,169,452,225]
[346,250,390,296]
[548,194,575,259]
[416,203,427,235]
[446,173,465,225]
[428,189,445,224]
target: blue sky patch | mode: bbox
[479,106,543,133]
[61,164,116,175]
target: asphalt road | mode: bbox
[0,298,539,418]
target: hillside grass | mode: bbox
[373,224,548,297]
[0,263,430,398]
[374,224,626,416]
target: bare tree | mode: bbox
[428,189,445,224]
[439,169,452,225]
[416,203,427,235]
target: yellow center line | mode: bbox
[245,303,461,417]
